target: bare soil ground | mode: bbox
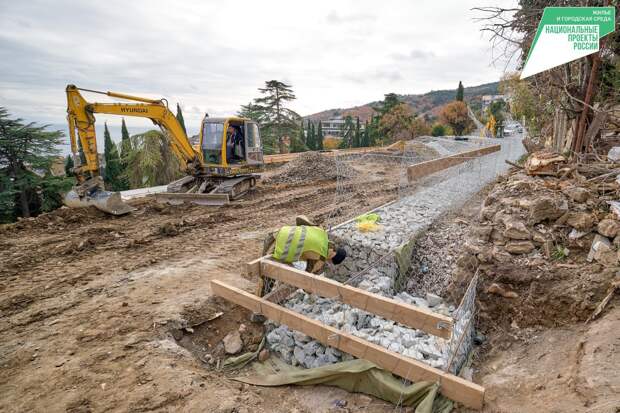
[2,152,618,413]
[0,155,407,413]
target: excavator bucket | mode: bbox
[64,189,135,215]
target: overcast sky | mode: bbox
[0,0,517,132]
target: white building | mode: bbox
[481,95,506,111]
[316,116,365,137]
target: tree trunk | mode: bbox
[19,188,30,218]
[10,164,31,218]
[573,53,601,155]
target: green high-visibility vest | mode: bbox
[272,226,329,263]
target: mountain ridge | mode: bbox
[304,81,499,122]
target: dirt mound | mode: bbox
[264,152,357,185]
[0,206,110,234]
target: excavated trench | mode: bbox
[171,296,265,369]
[174,136,523,377]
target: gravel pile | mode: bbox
[407,220,470,297]
[265,152,357,184]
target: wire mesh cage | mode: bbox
[265,135,525,377]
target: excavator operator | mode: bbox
[226,125,245,162]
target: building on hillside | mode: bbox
[316,116,365,137]
[481,95,506,111]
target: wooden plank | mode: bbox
[407,144,501,182]
[260,260,453,339]
[245,256,266,278]
[211,280,485,409]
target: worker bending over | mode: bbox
[263,216,347,274]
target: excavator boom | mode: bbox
[66,85,201,177]
[65,85,204,214]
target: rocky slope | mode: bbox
[452,154,620,331]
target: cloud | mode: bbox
[0,0,518,129]
[326,10,375,24]
[391,49,437,61]
[340,68,403,85]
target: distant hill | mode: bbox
[304,81,499,122]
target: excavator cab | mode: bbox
[200,116,263,170]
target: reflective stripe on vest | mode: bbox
[292,226,307,261]
[280,226,297,260]
[272,226,328,263]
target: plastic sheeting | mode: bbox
[234,359,453,413]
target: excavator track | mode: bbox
[212,175,257,200]
[154,192,230,206]
[156,175,258,206]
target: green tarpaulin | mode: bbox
[233,358,453,413]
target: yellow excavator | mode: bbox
[65,85,264,214]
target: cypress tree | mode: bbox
[362,120,370,147]
[456,81,464,101]
[120,118,131,159]
[341,116,354,148]
[118,119,131,190]
[369,116,379,146]
[307,122,315,150]
[64,154,74,176]
[291,122,307,153]
[103,122,123,191]
[316,121,324,150]
[353,117,361,148]
[298,122,306,145]
[176,103,187,135]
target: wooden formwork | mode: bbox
[212,257,485,409]
[407,144,501,182]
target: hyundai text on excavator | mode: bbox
[64,85,264,214]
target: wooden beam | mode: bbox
[245,256,267,278]
[407,144,501,182]
[260,260,453,339]
[211,280,485,409]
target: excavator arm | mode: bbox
[66,84,202,181]
[65,85,203,214]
